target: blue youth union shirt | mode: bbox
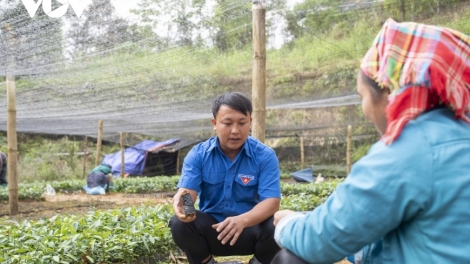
[178,136,281,222]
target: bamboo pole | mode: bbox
[251,1,266,143]
[400,0,405,21]
[176,150,181,175]
[300,136,305,170]
[120,132,124,178]
[347,125,352,175]
[95,120,103,166]
[6,75,18,216]
[83,136,88,178]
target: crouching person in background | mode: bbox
[0,151,7,187]
[83,163,113,195]
[169,92,281,264]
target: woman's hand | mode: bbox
[273,210,296,226]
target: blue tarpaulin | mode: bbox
[290,167,315,183]
[102,138,179,177]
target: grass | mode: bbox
[0,133,121,183]
[15,2,470,102]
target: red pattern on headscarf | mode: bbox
[361,19,470,144]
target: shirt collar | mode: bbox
[206,136,252,158]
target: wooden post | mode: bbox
[347,125,352,175]
[400,0,405,21]
[120,132,125,178]
[7,75,18,216]
[176,150,181,175]
[252,1,266,143]
[300,136,305,170]
[83,136,88,178]
[95,120,103,166]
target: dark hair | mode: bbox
[212,92,253,118]
[360,70,386,99]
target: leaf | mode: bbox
[65,254,78,261]
[68,224,77,234]
[93,219,101,229]
[142,237,150,252]
[53,256,60,262]
[13,249,28,253]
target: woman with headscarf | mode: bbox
[271,19,470,264]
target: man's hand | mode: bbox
[172,189,197,223]
[212,216,246,246]
[273,210,296,226]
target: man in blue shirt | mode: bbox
[169,92,281,264]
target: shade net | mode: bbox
[0,0,469,166]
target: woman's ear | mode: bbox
[380,87,390,103]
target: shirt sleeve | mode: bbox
[177,146,203,192]
[258,148,281,200]
[275,125,433,263]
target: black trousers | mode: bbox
[270,248,310,264]
[0,163,6,185]
[169,210,280,264]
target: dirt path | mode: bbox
[0,192,174,221]
[45,191,174,205]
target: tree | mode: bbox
[67,0,149,57]
[131,0,286,51]
[382,0,463,21]
[210,0,253,51]
[284,0,346,39]
[0,0,63,75]
[131,0,201,48]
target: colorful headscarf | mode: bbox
[361,18,470,144]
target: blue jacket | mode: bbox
[275,108,470,263]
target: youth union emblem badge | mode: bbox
[238,174,254,185]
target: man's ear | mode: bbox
[211,118,216,130]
